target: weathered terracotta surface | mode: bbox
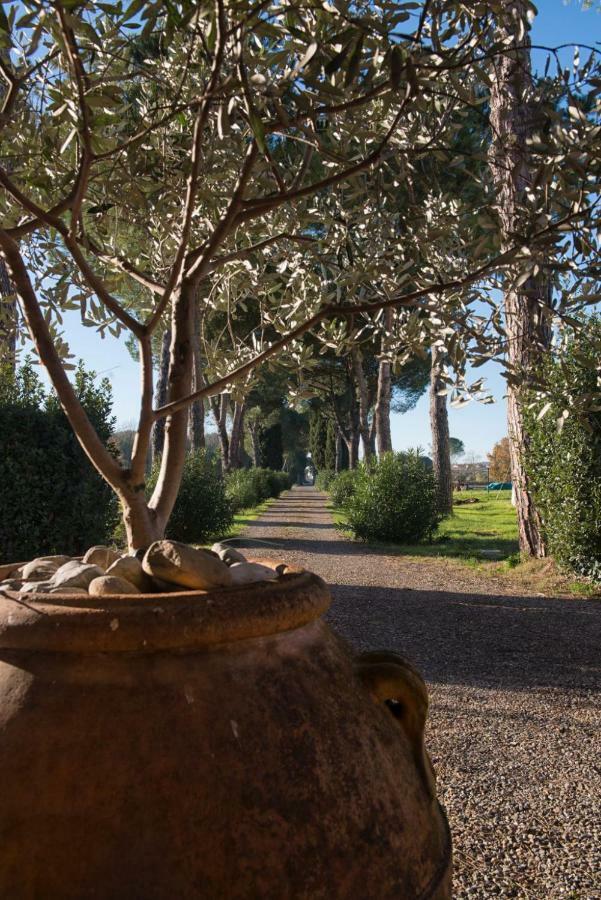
[0,571,451,899]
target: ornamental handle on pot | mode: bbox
[354,650,436,800]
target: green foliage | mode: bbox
[330,469,359,509]
[259,423,283,471]
[325,420,337,470]
[0,360,119,562]
[309,410,337,471]
[524,321,601,580]
[225,468,290,513]
[146,450,232,545]
[309,410,328,469]
[225,469,260,512]
[391,355,432,414]
[449,437,465,459]
[272,471,294,494]
[315,469,337,491]
[344,452,441,544]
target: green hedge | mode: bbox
[524,320,601,580]
[147,450,233,545]
[330,469,359,509]
[0,361,119,562]
[343,452,441,544]
[225,467,292,513]
[315,469,336,491]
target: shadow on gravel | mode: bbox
[235,535,377,556]
[326,585,601,692]
[243,520,335,530]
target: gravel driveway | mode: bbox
[236,486,601,899]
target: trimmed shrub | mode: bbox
[147,450,232,544]
[315,469,336,491]
[272,471,293,493]
[260,423,284,471]
[345,452,441,543]
[225,467,288,512]
[523,320,601,580]
[330,469,359,509]
[0,360,119,562]
[225,469,259,512]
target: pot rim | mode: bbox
[0,570,330,654]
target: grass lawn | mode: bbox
[427,489,519,561]
[333,489,600,596]
[218,496,277,542]
[334,489,519,563]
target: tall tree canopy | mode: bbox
[0,1,599,548]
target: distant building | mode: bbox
[451,461,488,488]
[303,466,315,485]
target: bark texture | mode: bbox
[489,1,551,557]
[211,393,231,471]
[229,400,246,469]
[147,284,196,536]
[151,328,171,464]
[0,259,16,368]
[351,347,374,461]
[335,428,343,474]
[248,418,262,467]
[188,302,205,451]
[429,349,453,515]
[374,310,393,455]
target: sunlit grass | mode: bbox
[334,489,519,562]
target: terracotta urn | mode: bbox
[0,567,451,899]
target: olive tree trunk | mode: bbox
[429,347,453,515]
[489,0,551,557]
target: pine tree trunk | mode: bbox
[375,309,393,455]
[352,347,374,461]
[188,308,205,451]
[489,1,550,557]
[248,421,262,467]
[0,259,17,369]
[229,401,246,469]
[375,358,392,455]
[335,428,343,474]
[211,394,231,471]
[347,429,360,470]
[151,328,171,463]
[429,348,453,515]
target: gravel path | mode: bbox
[236,486,601,900]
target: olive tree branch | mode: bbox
[55,2,93,236]
[184,139,260,281]
[154,197,601,423]
[0,229,124,488]
[234,96,411,224]
[145,0,228,333]
[206,232,316,273]
[0,167,144,336]
[79,235,166,296]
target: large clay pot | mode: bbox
[0,569,451,899]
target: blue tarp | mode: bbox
[487,482,512,490]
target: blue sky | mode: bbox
[24,0,599,458]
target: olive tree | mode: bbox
[0,0,599,552]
